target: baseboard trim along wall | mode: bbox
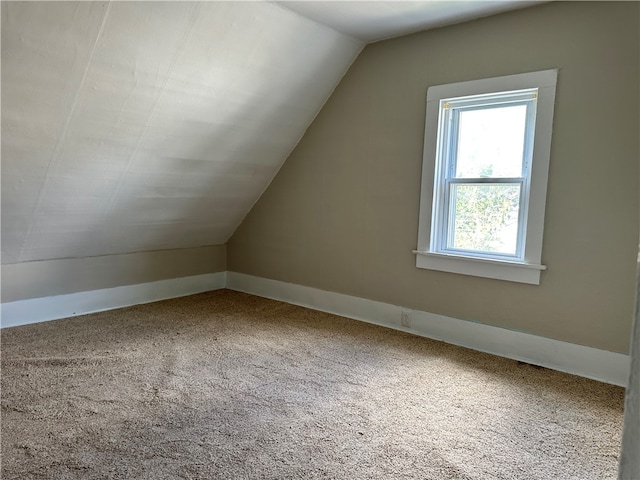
[226,272,630,387]
[1,270,629,387]
[1,272,227,329]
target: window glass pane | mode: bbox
[455,105,527,178]
[449,184,520,255]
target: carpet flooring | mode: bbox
[1,289,625,479]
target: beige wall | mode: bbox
[228,2,640,354]
[2,245,226,303]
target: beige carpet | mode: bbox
[1,290,625,479]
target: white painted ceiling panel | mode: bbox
[2,1,540,264]
[1,1,362,263]
[277,1,544,42]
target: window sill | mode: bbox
[412,250,546,285]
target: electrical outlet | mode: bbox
[400,309,411,328]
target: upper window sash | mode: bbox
[441,93,538,180]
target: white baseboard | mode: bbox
[1,272,227,329]
[226,272,630,387]
[2,270,629,387]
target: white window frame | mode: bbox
[414,70,558,284]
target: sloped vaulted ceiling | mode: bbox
[1,1,539,265]
[1,1,362,263]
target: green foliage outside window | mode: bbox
[452,183,520,255]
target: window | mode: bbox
[414,70,558,284]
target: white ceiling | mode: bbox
[278,1,543,43]
[1,1,541,264]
